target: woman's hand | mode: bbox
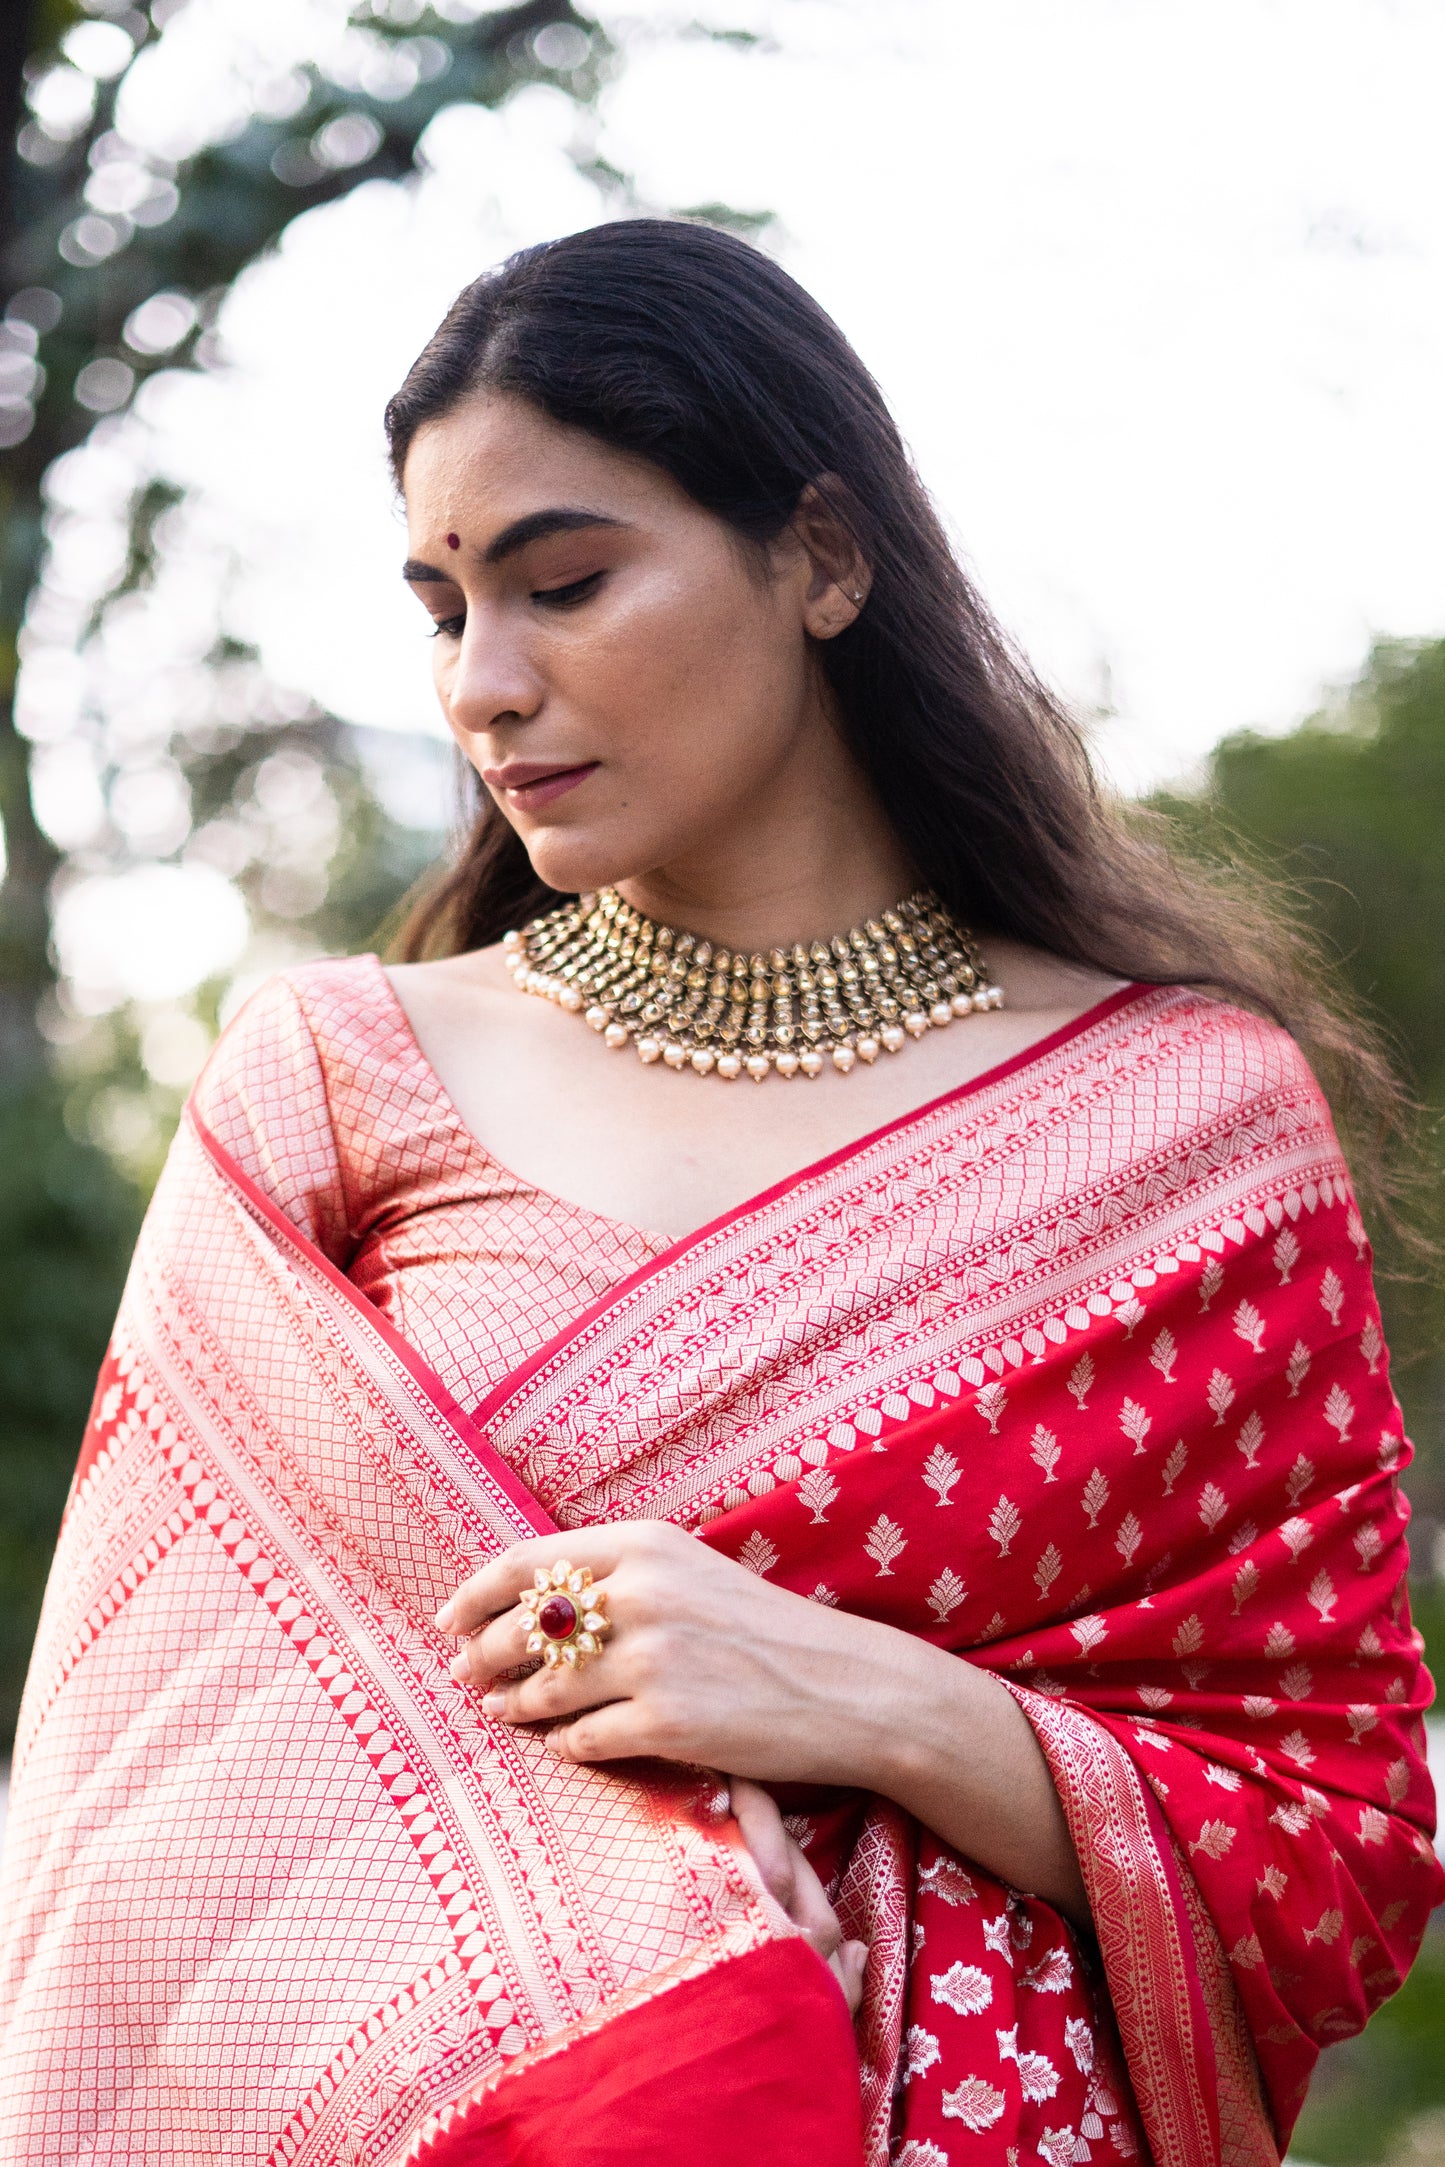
[435,1519,1089,1926]
[435,1519,904,1786]
[728,1776,869,2014]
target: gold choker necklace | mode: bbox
[503,888,1002,1080]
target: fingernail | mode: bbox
[435,1603,454,1631]
[449,1653,470,1684]
[481,1693,506,1716]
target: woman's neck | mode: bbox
[614,739,918,955]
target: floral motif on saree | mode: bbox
[0,974,1438,2167]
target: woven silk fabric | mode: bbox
[0,974,1439,2165]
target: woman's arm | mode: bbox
[861,1633,1088,1924]
[436,1519,1089,1927]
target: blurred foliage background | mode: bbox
[0,3,1440,2161]
[1153,644,1445,2167]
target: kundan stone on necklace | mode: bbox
[503,887,1002,1079]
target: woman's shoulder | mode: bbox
[987,941,1329,1122]
[189,953,401,1255]
[1100,983,1346,1194]
[1136,982,1328,1096]
[195,952,396,1102]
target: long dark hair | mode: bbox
[382,218,1411,1217]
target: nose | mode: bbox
[443,610,544,740]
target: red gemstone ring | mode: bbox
[518,1561,611,1671]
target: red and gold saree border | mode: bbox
[1009,1686,1278,2167]
[9,1118,827,2167]
[473,980,1155,1429]
[471,983,1353,1532]
[184,1106,556,1540]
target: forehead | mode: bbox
[402,391,684,529]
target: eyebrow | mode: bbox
[401,508,628,583]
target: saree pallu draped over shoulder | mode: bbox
[0,984,1438,2166]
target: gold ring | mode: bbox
[519,1561,610,1671]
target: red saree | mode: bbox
[0,979,1438,2165]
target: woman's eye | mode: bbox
[533,571,604,610]
[429,613,466,640]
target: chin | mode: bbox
[519,825,664,899]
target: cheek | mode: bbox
[579,563,793,733]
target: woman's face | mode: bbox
[401,392,857,900]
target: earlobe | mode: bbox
[790,479,871,637]
[803,581,868,642]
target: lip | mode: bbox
[482,760,599,811]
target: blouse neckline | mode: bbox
[354,950,1152,1260]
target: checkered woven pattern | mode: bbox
[193,958,666,1415]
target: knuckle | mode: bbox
[624,1624,673,1684]
[614,1570,660,1627]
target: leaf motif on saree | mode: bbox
[919,1856,979,1908]
[975,1382,1008,1435]
[905,2026,942,2080]
[1119,1399,1151,1453]
[1030,1427,1062,1483]
[926,1567,966,1623]
[735,1529,778,1575]
[988,1496,1022,1556]
[922,1445,962,1505]
[1206,1368,1236,1424]
[1146,1328,1176,1385]
[797,1466,839,1523]
[1233,1300,1266,1355]
[1037,2122,1082,2167]
[864,1514,907,1576]
[941,2076,1007,2129]
[1235,1411,1265,1468]
[1081,1469,1110,1526]
[1324,1384,1355,1442]
[932,1962,995,2016]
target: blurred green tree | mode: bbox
[1151,638,1445,1544]
[1151,638,1445,2167]
[0,0,767,1742]
[2,0,617,1068]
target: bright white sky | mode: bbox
[53,0,1428,811]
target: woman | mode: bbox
[0,221,1438,2167]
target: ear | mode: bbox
[789,478,872,641]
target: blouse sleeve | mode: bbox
[188,971,351,1265]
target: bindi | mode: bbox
[446,532,460,550]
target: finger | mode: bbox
[435,1523,675,1635]
[446,1601,533,1687]
[435,1535,618,1635]
[476,1644,623,1726]
[450,1582,613,1690]
[829,1939,869,2016]
[454,1562,621,1691]
[543,1700,652,1763]
[774,1832,844,1962]
[729,1777,798,1915]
